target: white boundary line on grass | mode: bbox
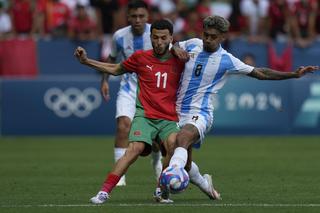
[1,203,320,208]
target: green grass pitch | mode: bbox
[0,136,320,213]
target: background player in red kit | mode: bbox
[74,19,184,204]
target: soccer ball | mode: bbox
[160,166,189,194]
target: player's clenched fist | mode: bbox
[74,46,88,64]
[294,66,319,77]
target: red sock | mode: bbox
[101,173,121,193]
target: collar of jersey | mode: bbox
[153,51,173,62]
[203,44,222,55]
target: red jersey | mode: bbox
[36,0,70,32]
[291,0,317,29]
[268,1,289,36]
[68,16,96,35]
[10,0,33,33]
[122,50,184,121]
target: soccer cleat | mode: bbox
[116,175,126,186]
[202,174,221,200]
[153,187,174,203]
[90,191,110,204]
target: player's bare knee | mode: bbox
[117,116,131,134]
[176,129,194,148]
[135,142,146,154]
[126,143,144,158]
[115,117,131,147]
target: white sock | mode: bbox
[188,161,209,189]
[169,147,188,168]
[151,151,162,165]
[151,151,162,180]
[114,147,126,162]
[114,148,127,185]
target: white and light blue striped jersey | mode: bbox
[110,24,152,95]
[176,38,254,120]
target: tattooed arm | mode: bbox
[248,66,319,80]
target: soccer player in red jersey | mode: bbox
[100,1,163,187]
[74,19,184,204]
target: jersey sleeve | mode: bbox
[121,51,140,73]
[227,53,254,74]
[178,38,201,51]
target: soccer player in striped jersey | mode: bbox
[168,15,319,199]
[100,0,162,186]
[75,19,185,204]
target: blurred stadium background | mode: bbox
[1,0,320,212]
[1,0,320,135]
[0,38,319,135]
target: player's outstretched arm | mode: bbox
[248,66,319,80]
[74,46,125,76]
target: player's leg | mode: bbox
[154,122,180,203]
[115,84,162,184]
[91,116,155,204]
[114,116,131,186]
[151,141,162,180]
[174,114,220,200]
[90,142,147,204]
[114,91,136,186]
[169,113,211,169]
[153,134,175,203]
[160,132,177,172]
[106,141,147,189]
[168,124,199,168]
[112,142,147,175]
[187,149,221,200]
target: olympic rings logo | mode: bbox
[44,87,102,118]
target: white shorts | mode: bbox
[115,74,137,120]
[178,112,213,148]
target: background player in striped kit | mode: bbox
[100,0,162,186]
[167,15,319,197]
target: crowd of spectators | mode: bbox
[1,0,320,48]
